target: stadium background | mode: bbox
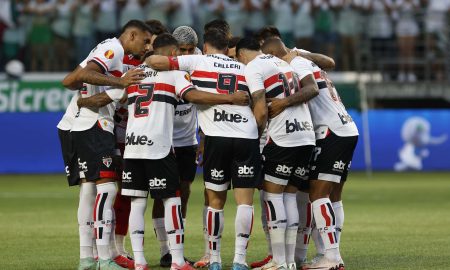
[0,0,449,269]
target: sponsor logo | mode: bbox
[294,167,307,177]
[78,158,88,172]
[104,50,115,59]
[333,160,346,170]
[210,168,224,180]
[285,119,313,133]
[102,156,112,168]
[213,109,248,123]
[238,165,254,177]
[149,177,166,188]
[184,73,191,82]
[276,164,292,176]
[175,106,192,116]
[338,113,354,125]
[125,132,154,146]
[122,171,132,182]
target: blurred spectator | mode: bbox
[271,0,295,48]
[197,0,223,35]
[167,0,194,29]
[365,0,394,75]
[95,0,118,43]
[423,0,450,81]
[243,0,267,36]
[337,0,363,70]
[2,1,27,65]
[313,0,339,61]
[394,0,420,82]
[51,0,72,71]
[118,0,147,28]
[25,0,54,71]
[292,0,314,52]
[72,0,95,65]
[145,0,170,27]
[223,0,246,37]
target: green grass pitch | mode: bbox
[0,172,449,269]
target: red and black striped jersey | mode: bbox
[245,54,315,147]
[124,64,194,160]
[71,38,124,134]
[177,54,258,139]
[290,55,358,138]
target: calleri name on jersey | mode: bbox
[177,54,258,139]
[124,64,193,160]
[245,54,315,147]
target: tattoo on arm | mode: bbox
[251,89,268,137]
[286,75,319,107]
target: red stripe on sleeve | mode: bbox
[172,205,179,230]
[263,73,280,89]
[92,57,108,71]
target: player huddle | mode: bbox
[58,18,358,270]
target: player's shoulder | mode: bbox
[95,38,124,57]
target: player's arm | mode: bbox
[77,88,126,109]
[267,75,319,118]
[183,88,249,106]
[145,55,178,71]
[297,51,335,71]
[251,89,268,137]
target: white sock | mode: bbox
[260,190,272,256]
[129,197,148,265]
[207,207,224,264]
[109,210,120,258]
[164,197,185,266]
[311,223,324,255]
[153,218,170,256]
[94,182,117,260]
[78,182,96,259]
[295,191,312,262]
[311,198,339,261]
[203,206,210,257]
[332,201,344,243]
[233,204,254,265]
[264,192,287,266]
[115,234,127,256]
[284,193,298,264]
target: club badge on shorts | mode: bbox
[102,156,112,168]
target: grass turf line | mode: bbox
[0,172,449,269]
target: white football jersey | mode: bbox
[177,54,258,139]
[292,56,359,138]
[245,54,315,147]
[124,64,194,160]
[173,100,198,147]
[71,38,125,134]
[57,92,80,131]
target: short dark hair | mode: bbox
[153,33,178,50]
[120,20,152,35]
[203,29,229,51]
[228,36,241,49]
[145,20,169,35]
[254,26,281,43]
[236,37,261,55]
[204,19,231,36]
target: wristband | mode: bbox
[168,56,179,70]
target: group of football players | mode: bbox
[58,18,358,270]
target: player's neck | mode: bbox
[205,48,226,55]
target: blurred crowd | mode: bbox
[0,0,449,80]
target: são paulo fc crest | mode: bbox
[102,157,113,168]
[104,50,114,59]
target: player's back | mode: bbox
[124,64,192,160]
[300,58,359,137]
[178,54,258,139]
[246,54,315,147]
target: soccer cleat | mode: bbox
[114,255,134,269]
[296,258,308,269]
[135,264,150,270]
[287,263,296,270]
[250,255,272,269]
[309,254,324,265]
[208,262,222,270]
[171,262,196,270]
[194,254,210,268]
[232,263,249,270]
[304,256,341,270]
[261,262,287,270]
[78,257,97,270]
[97,259,128,270]
[160,253,173,267]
